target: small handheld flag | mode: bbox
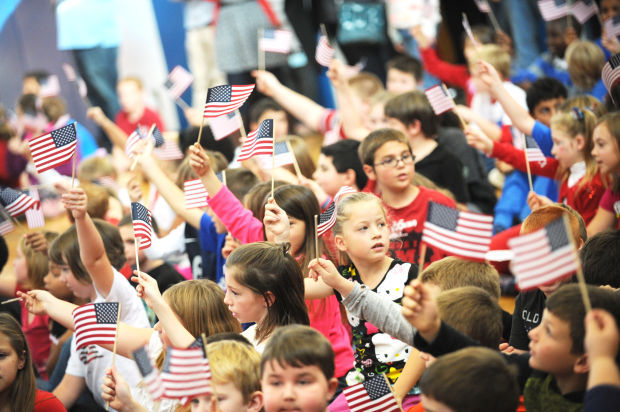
[72,302,120,350]
[524,135,547,166]
[238,119,274,161]
[508,217,578,291]
[125,127,146,158]
[209,111,242,141]
[133,346,165,401]
[605,14,620,39]
[161,336,211,402]
[131,202,152,250]
[538,0,569,21]
[259,29,293,54]
[25,187,45,229]
[29,123,78,174]
[425,85,455,115]
[0,208,15,235]
[203,85,255,118]
[421,202,493,261]
[315,36,334,67]
[570,0,599,24]
[602,53,620,96]
[0,187,38,217]
[316,186,357,237]
[184,179,209,209]
[152,126,184,160]
[164,66,193,100]
[343,375,400,412]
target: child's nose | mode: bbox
[283,383,296,400]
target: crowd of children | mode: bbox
[1,2,620,412]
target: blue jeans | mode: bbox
[506,0,546,72]
[72,46,120,121]
[397,28,439,89]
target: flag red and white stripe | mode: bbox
[25,187,45,229]
[238,119,274,161]
[29,123,78,173]
[315,36,334,67]
[259,29,293,54]
[343,375,400,412]
[0,188,38,217]
[317,186,357,237]
[72,302,120,350]
[538,0,569,21]
[162,337,211,401]
[602,53,620,94]
[203,85,255,118]
[184,179,209,209]
[131,202,152,250]
[133,346,165,401]
[508,217,578,291]
[422,202,493,261]
[209,111,241,141]
[125,127,145,158]
[0,208,14,236]
[605,15,620,39]
[425,85,455,115]
[165,66,194,100]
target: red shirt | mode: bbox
[16,285,50,380]
[114,107,165,136]
[419,47,473,105]
[35,389,66,411]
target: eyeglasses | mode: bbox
[374,153,415,168]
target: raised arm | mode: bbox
[584,309,620,390]
[136,148,203,229]
[478,60,536,136]
[328,60,370,141]
[253,70,325,132]
[18,289,77,329]
[62,188,115,296]
[87,106,130,151]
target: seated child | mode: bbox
[261,325,339,412]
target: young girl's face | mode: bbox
[592,124,620,175]
[223,266,268,325]
[0,332,25,396]
[336,200,390,262]
[44,262,73,300]
[13,246,28,286]
[551,128,583,168]
[59,257,93,300]
[288,217,306,257]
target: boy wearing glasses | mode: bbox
[384,91,469,204]
[359,128,456,265]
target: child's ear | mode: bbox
[362,164,376,181]
[264,291,276,308]
[573,353,589,374]
[343,169,357,187]
[407,119,422,137]
[334,234,348,252]
[574,134,585,151]
[247,390,263,412]
[326,377,339,401]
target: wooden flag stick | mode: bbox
[485,1,501,33]
[106,302,122,411]
[521,133,534,192]
[222,170,227,186]
[71,151,77,188]
[196,93,208,145]
[314,214,319,259]
[1,297,23,305]
[134,237,141,275]
[418,243,427,278]
[320,23,329,41]
[286,140,303,179]
[271,142,276,198]
[562,215,592,313]
[382,374,405,412]
[258,29,266,72]
[130,124,156,171]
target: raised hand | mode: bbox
[101,367,136,411]
[189,143,212,177]
[464,126,494,156]
[131,270,164,310]
[251,70,282,97]
[263,197,291,244]
[401,279,441,341]
[17,289,55,316]
[61,188,88,220]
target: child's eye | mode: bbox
[268,380,282,387]
[378,222,386,228]
[359,225,368,231]
[298,379,311,385]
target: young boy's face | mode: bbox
[261,360,337,412]
[532,97,564,127]
[601,0,620,22]
[365,140,415,194]
[314,154,351,197]
[117,80,144,113]
[386,68,418,94]
[546,25,567,58]
[528,309,582,375]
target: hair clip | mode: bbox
[571,107,584,120]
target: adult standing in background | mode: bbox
[56,0,121,149]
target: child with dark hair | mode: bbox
[385,55,423,94]
[580,230,620,288]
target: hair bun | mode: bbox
[281,242,291,255]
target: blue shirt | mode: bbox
[531,121,553,157]
[198,213,227,288]
[56,0,121,50]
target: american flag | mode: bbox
[570,0,599,24]
[133,346,165,401]
[317,186,357,237]
[184,179,209,209]
[0,187,38,217]
[125,127,146,158]
[72,302,120,350]
[343,375,400,412]
[315,35,334,67]
[25,187,45,229]
[421,201,493,261]
[474,0,491,13]
[524,135,547,166]
[602,53,620,95]
[538,0,569,21]
[508,217,578,291]
[203,85,255,118]
[260,29,293,54]
[152,126,184,160]
[164,66,194,100]
[209,111,241,141]
[161,337,211,401]
[605,14,620,39]
[238,119,274,161]
[39,75,61,98]
[272,141,295,168]
[425,85,455,115]
[29,123,77,174]
[131,202,152,250]
[0,208,15,236]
